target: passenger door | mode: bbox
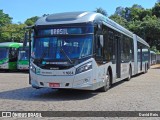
[115,35,121,78]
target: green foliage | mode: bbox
[95,7,107,16]
[139,9,152,20]
[25,16,39,26]
[127,15,160,50]
[109,15,128,28]
[109,3,160,51]
[152,3,160,18]
[0,10,14,42]
[0,10,39,43]
[0,23,26,42]
[128,5,144,21]
[150,46,160,54]
[0,10,12,27]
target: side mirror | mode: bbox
[97,35,104,48]
[95,35,104,61]
[99,35,104,47]
[23,31,28,49]
[23,26,33,49]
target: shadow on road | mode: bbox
[0,87,99,101]
[0,70,29,74]
[0,75,137,101]
[0,72,141,101]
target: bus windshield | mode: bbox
[32,35,93,61]
[0,48,9,60]
[18,48,29,60]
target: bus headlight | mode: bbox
[30,64,36,73]
[76,62,92,74]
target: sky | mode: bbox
[0,0,157,23]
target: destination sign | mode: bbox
[37,26,93,36]
[51,29,68,35]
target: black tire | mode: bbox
[4,69,9,72]
[126,67,132,81]
[99,71,111,92]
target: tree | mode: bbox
[114,5,151,22]
[95,8,108,16]
[111,4,160,51]
[141,16,160,48]
[109,15,128,28]
[0,23,26,42]
[126,4,144,21]
[114,6,125,17]
[139,9,152,21]
[0,9,13,42]
[127,15,160,50]
[152,3,160,18]
[150,46,159,53]
[25,16,39,26]
[0,9,12,27]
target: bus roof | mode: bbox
[35,11,98,25]
[35,11,133,37]
[18,42,29,48]
[35,11,149,47]
[134,35,150,47]
[0,42,21,48]
[150,51,156,54]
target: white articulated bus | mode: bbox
[25,11,150,92]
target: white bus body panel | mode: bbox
[30,57,136,90]
[0,63,9,69]
[17,64,29,70]
[133,34,138,75]
[30,58,109,90]
[133,34,150,74]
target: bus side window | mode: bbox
[108,30,114,60]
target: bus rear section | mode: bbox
[133,35,150,74]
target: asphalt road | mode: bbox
[0,65,160,119]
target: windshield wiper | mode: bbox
[60,48,73,64]
[37,47,49,64]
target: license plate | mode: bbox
[49,83,60,88]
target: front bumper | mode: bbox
[17,65,29,70]
[30,69,95,90]
[0,63,8,69]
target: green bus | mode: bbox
[0,42,21,70]
[17,43,29,70]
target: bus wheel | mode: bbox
[100,71,111,92]
[126,67,132,81]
